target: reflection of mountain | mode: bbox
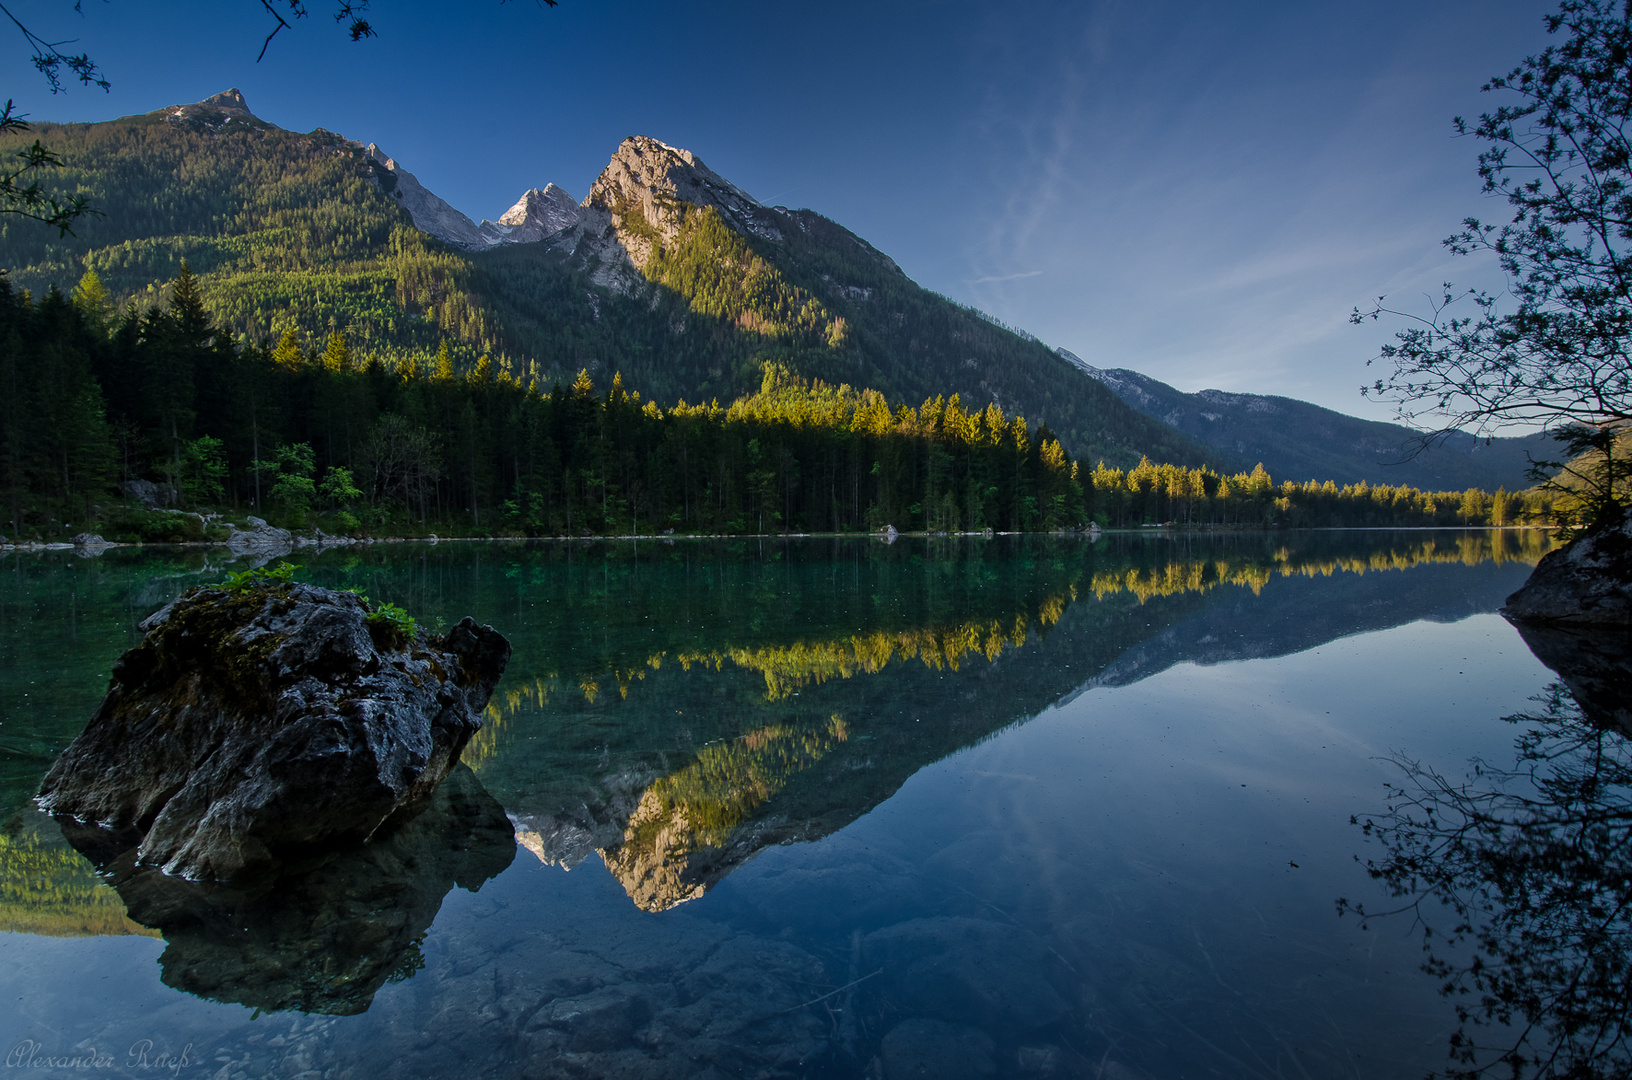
[0,534,1561,927]
[474,532,1554,911]
[599,717,852,910]
[57,766,514,1014]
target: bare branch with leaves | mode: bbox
[1356,0,1632,438]
[0,99,99,236]
[0,1,108,94]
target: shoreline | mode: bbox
[0,523,1560,556]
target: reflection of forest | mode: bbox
[470,531,1555,911]
[0,530,1558,929]
[0,831,156,937]
[473,530,1555,725]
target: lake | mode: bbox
[0,529,1615,1079]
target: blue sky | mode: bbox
[4,0,1551,422]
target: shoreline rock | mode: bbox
[1503,506,1632,625]
[36,579,511,883]
[225,515,294,554]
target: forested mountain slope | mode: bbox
[1066,356,1548,491]
[0,93,1208,469]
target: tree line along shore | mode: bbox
[0,265,1564,546]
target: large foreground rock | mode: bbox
[1504,507,1632,624]
[37,578,510,882]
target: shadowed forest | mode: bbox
[0,267,1555,542]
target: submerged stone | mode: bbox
[36,579,510,882]
[881,1018,996,1079]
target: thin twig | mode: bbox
[774,969,883,1015]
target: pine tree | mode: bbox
[69,268,108,338]
[321,331,351,373]
[272,328,303,368]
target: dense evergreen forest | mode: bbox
[0,266,1553,543]
[0,105,1209,467]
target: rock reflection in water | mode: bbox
[1509,620,1632,733]
[1345,676,1632,1080]
[59,765,515,1015]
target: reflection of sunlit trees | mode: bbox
[1342,684,1632,1080]
[602,715,852,911]
[0,833,154,938]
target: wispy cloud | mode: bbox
[971,270,1044,284]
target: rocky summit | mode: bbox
[36,578,511,883]
[478,183,582,245]
[365,143,490,249]
[586,135,768,261]
[365,152,585,252]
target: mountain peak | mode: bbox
[481,183,581,243]
[363,143,485,249]
[195,88,254,116]
[585,135,768,268]
[157,87,271,130]
[590,136,758,217]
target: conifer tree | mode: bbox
[272,328,303,368]
[69,269,108,337]
[321,331,351,373]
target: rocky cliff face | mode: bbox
[364,144,489,249]
[585,135,769,264]
[365,151,593,255]
[359,134,789,296]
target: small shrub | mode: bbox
[104,508,207,544]
[220,562,297,593]
[365,602,417,649]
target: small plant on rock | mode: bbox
[220,562,298,593]
[365,601,418,649]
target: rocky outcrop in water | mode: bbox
[1504,507,1632,625]
[224,515,293,553]
[37,578,510,882]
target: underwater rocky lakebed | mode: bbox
[0,530,1613,1079]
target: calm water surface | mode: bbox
[0,531,1598,1078]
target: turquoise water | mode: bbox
[0,532,1595,1078]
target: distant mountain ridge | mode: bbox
[7,89,1547,490]
[2,90,1213,468]
[363,144,582,250]
[1060,351,1547,491]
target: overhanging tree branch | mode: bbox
[0,1,108,93]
